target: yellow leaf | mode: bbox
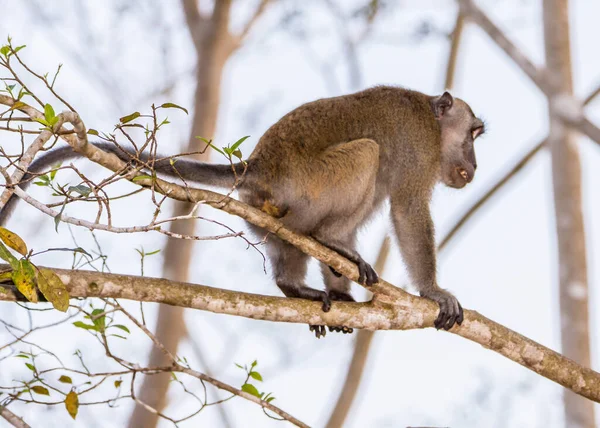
[11,259,37,303]
[65,390,79,420]
[0,271,12,283]
[58,375,72,384]
[37,269,69,312]
[31,385,50,396]
[9,101,26,111]
[0,227,27,256]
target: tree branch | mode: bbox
[458,0,600,145]
[0,406,30,428]
[4,99,600,406]
[2,265,600,403]
[444,12,465,90]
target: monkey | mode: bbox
[0,86,485,338]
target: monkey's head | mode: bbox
[431,92,485,189]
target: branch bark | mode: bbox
[0,406,31,428]
[2,264,600,404]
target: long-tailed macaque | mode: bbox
[0,86,485,337]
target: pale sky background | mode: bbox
[0,0,599,427]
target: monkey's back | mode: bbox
[247,86,440,187]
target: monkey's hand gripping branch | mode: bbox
[3,99,600,405]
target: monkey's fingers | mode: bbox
[421,289,463,331]
[309,325,327,338]
[355,259,377,286]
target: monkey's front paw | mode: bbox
[354,257,378,286]
[420,288,464,330]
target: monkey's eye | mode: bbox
[471,126,484,140]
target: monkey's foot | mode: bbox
[308,324,354,338]
[308,290,356,338]
[420,288,464,330]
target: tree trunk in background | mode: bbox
[326,236,390,428]
[128,1,235,426]
[543,1,594,427]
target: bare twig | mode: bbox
[0,405,30,428]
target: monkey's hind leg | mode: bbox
[269,238,331,315]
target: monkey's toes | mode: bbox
[328,326,354,334]
[309,325,327,338]
[421,289,464,331]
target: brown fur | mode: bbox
[0,86,484,336]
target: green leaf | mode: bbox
[37,268,69,312]
[12,259,37,303]
[25,363,35,371]
[15,354,29,359]
[65,390,79,420]
[235,363,243,369]
[145,249,160,256]
[0,227,28,256]
[44,104,56,121]
[68,185,91,197]
[72,321,97,331]
[266,396,276,403]
[0,241,18,269]
[34,118,50,127]
[230,135,250,151]
[132,175,153,183]
[109,334,127,340]
[50,164,61,181]
[54,201,66,232]
[159,103,188,115]
[111,324,130,334]
[249,371,263,382]
[59,375,72,384]
[31,385,50,396]
[251,360,257,368]
[241,383,261,397]
[0,46,9,57]
[87,129,99,136]
[232,149,243,160]
[13,45,26,54]
[114,380,122,388]
[119,112,140,124]
[208,142,225,156]
[90,308,106,332]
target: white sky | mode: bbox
[0,0,599,427]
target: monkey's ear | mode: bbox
[431,91,453,119]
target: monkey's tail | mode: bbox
[0,142,247,225]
